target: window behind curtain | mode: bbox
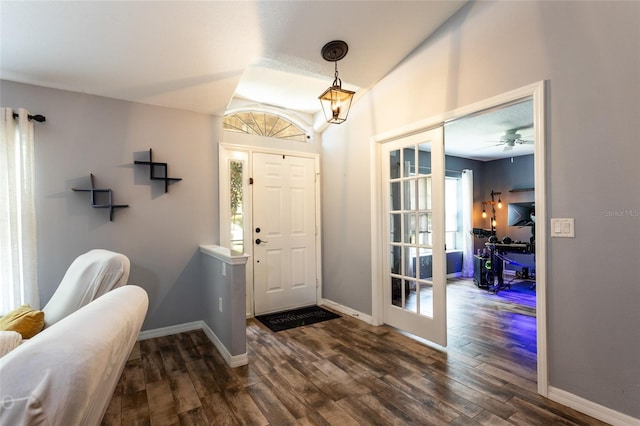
[445,177,462,250]
[0,108,39,314]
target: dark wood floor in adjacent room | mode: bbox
[102,279,606,425]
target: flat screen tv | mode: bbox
[508,202,535,226]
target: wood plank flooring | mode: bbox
[102,279,606,425]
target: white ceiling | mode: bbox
[445,99,535,162]
[0,0,467,125]
[1,1,534,161]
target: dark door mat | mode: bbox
[255,305,340,332]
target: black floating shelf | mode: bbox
[134,148,182,193]
[72,174,129,221]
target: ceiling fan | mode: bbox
[490,128,534,151]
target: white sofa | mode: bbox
[42,249,131,328]
[0,285,148,425]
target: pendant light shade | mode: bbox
[319,84,355,124]
[319,40,355,124]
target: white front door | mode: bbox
[252,152,317,315]
[382,127,447,346]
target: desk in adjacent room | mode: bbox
[484,242,536,291]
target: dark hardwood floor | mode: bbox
[102,279,606,425]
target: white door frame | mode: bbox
[219,143,322,318]
[370,81,548,396]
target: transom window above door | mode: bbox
[223,111,308,142]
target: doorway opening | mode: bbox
[444,96,539,392]
[373,81,547,395]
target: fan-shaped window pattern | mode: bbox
[224,112,307,142]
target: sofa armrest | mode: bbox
[0,285,148,426]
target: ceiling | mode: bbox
[1,1,533,161]
[445,99,535,162]
[0,0,467,125]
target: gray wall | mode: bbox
[481,155,536,273]
[481,154,535,246]
[0,80,221,331]
[320,101,374,315]
[201,251,246,356]
[321,0,639,419]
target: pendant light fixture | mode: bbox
[318,40,355,124]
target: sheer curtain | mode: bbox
[0,108,39,314]
[461,169,474,278]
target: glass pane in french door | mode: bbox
[388,141,434,318]
[389,149,401,179]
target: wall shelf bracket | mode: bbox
[134,148,182,193]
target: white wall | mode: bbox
[321,99,374,314]
[0,80,221,330]
[321,1,640,419]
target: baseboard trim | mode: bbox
[138,321,248,368]
[200,322,248,368]
[320,299,373,324]
[138,321,202,340]
[548,386,640,426]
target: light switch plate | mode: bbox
[550,218,575,238]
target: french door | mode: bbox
[252,152,317,315]
[382,127,447,346]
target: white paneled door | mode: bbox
[382,127,447,346]
[252,153,317,315]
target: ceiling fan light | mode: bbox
[503,132,522,141]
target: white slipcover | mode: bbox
[42,249,130,327]
[0,331,21,358]
[0,285,148,426]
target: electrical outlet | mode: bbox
[218,297,223,312]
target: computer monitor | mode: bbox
[508,202,535,226]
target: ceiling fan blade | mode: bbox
[516,139,534,145]
[476,143,504,150]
